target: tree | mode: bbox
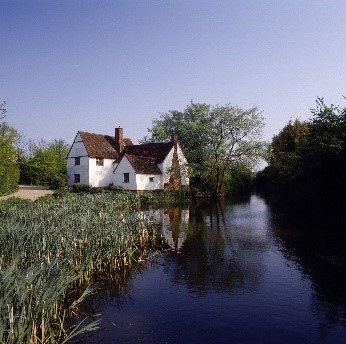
[20,139,69,188]
[0,122,20,195]
[144,102,266,196]
[255,97,346,223]
[259,119,309,195]
[294,98,346,217]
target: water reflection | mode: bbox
[147,207,189,251]
[152,196,345,338]
[154,197,271,295]
[269,214,346,339]
[86,195,346,343]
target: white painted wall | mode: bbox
[67,133,89,186]
[159,143,189,187]
[89,158,114,187]
[177,143,189,186]
[67,134,189,189]
[113,157,137,190]
[136,174,161,191]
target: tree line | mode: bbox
[255,98,346,223]
[0,122,69,195]
[5,96,344,214]
[0,101,268,197]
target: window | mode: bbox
[149,177,154,182]
[74,157,80,165]
[96,158,104,166]
[123,173,129,183]
[74,174,80,183]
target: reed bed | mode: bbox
[0,192,158,343]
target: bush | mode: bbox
[0,197,32,210]
[72,184,91,193]
[48,174,67,189]
[52,186,71,199]
[0,164,19,195]
[0,123,20,196]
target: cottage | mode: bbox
[67,128,189,191]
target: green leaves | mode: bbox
[0,123,20,195]
[145,102,266,196]
[19,139,69,188]
[256,97,346,222]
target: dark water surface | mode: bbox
[86,195,346,343]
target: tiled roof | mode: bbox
[122,142,173,164]
[79,131,174,174]
[125,155,162,175]
[79,131,132,159]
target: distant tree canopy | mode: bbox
[144,102,266,196]
[255,119,309,195]
[0,102,69,193]
[19,139,69,189]
[255,98,346,222]
[0,122,20,195]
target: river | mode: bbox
[85,195,346,343]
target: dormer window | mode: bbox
[96,158,104,166]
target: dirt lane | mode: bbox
[0,185,54,201]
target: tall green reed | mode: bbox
[0,192,158,343]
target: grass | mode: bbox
[0,192,162,343]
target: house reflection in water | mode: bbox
[146,207,189,251]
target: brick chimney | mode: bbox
[115,127,123,153]
[171,132,178,146]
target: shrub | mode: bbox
[0,123,20,196]
[0,164,19,195]
[72,184,91,193]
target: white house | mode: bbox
[67,128,189,191]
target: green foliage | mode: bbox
[0,261,99,343]
[255,98,346,223]
[144,102,266,196]
[72,183,92,193]
[226,164,254,196]
[256,119,309,195]
[52,185,71,199]
[19,139,69,189]
[294,98,346,217]
[0,123,20,195]
[0,197,32,209]
[138,189,190,207]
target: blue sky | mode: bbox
[1,0,346,145]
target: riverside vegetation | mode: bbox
[0,190,187,343]
[255,98,346,224]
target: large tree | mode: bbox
[0,122,20,195]
[144,102,266,196]
[257,119,309,195]
[295,98,346,216]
